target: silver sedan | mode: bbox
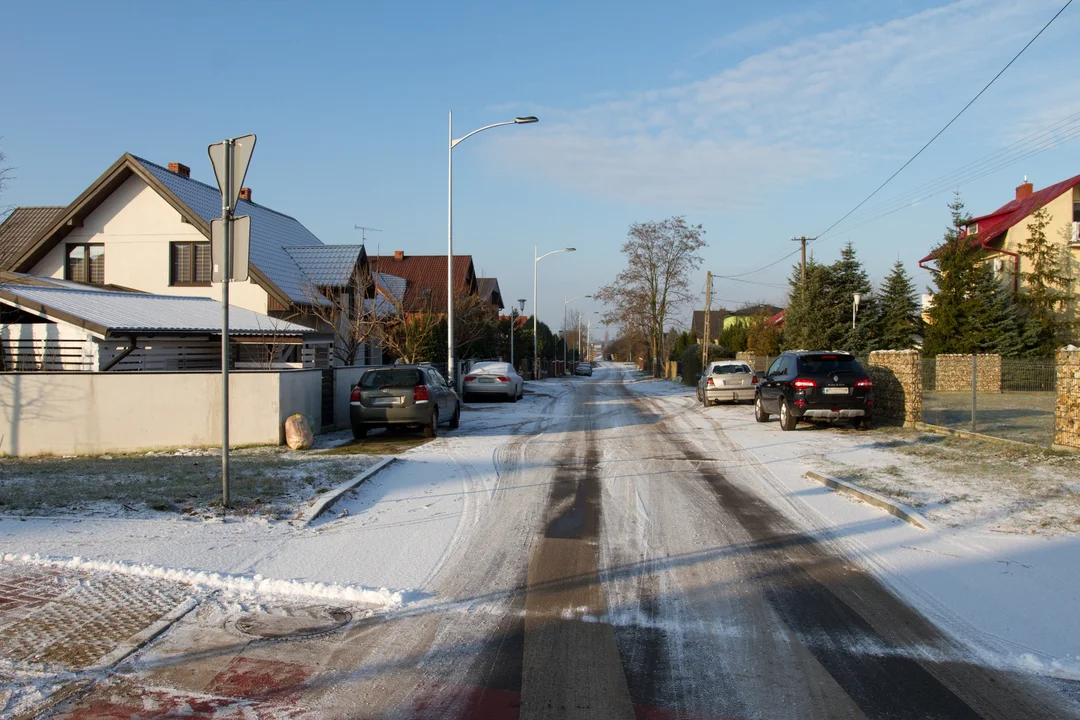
[463,361,524,402]
[697,361,758,405]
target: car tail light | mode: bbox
[350,386,362,402]
[794,400,806,407]
[465,376,477,382]
[497,376,510,382]
[706,377,715,387]
[751,375,759,384]
[792,378,817,390]
[855,378,873,388]
[414,385,430,401]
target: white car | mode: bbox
[696,360,758,405]
[463,362,524,402]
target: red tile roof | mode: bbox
[920,173,1080,263]
[369,254,477,311]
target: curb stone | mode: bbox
[89,596,200,671]
[803,471,932,530]
[301,457,397,528]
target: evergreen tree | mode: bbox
[877,260,921,349]
[1017,205,1075,355]
[824,242,877,354]
[924,193,1023,356]
[782,259,832,350]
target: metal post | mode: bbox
[563,294,567,374]
[447,111,455,386]
[220,139,233,510]
[971,353,977,433]
[533,247,538,380]
[509,308,514,367]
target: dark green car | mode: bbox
[349,365,461,439]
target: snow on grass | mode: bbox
[0,450,382,522]
[1,552,403,608]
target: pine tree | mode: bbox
[825,242,877,354]
[877,260,921,350]
[781,259,832,350]
[924,193,1024,356]
[1017,205,1074,355]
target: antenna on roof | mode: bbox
[354,225,382,248]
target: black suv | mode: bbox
[754,351,873,431]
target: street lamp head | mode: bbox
[565,247,576,252]
[515,116,539,124]
[518,299,527,311]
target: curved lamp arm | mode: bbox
[452,116,539,149]
[537,247,576,263]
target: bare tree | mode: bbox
[376,292,442,364]
[301,263,381,366]
[0,144,14,218]
[594,217,707,376]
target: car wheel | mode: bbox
[854,416,872,431]
[510,388,518,403]
[352,424,367,440]
[449,403,460,429]
[779,398,797,431]
[424,408,439,438]
[754,395,770,423]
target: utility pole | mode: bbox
[702,270,712,373]
[792,236,811,282]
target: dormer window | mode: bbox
[967,222,978,235]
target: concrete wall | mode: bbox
[868,350,922,427]
[332,366,368,431]
[935,354,1002,393]
[1054,347,1080,450]
[0,370,322,457]
[29,175,271,314]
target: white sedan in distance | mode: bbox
[697,360,758,405]
[462,362,524,402]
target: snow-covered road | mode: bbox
[7,364,1079,718]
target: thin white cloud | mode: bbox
[486,0,1073,213]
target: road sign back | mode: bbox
[208,134,257,209]
[211,215,251,282]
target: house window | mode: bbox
[170,242,212,286]
[1073,202,1080,223]
[66,244,105,284]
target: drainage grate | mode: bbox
[232,605,352,640]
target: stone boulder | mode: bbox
[285,414,314,450]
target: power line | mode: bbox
[713,0,1073,281]
[814,0,1073,241]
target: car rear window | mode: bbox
[712,364,752,374]
[472,362,509,374]
[361,369,424,389]
[797,354,862,374]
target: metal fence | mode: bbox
[921,356,1057,446]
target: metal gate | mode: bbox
[321,369,335,430]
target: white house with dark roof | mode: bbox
[3,154,395,365]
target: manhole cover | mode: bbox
[233,605,352,640]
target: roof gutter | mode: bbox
[101,335,139,371]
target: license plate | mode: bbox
[478,377,495,383]
[822,387,849,395]
[373,397,398,406]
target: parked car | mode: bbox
[696,360,758,405]
[754,351,873,431]
[350,365,460,439]
[463,361,523,402]
[573,362,593,376]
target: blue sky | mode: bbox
[4,0,1080,334]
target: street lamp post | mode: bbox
[563,294,591,374]
[533,246,576,380]
[448,113,537,386]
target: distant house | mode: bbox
[1,155,377,364]
[724,303,784,329]
[690,310,726,342]
[369,251,479,312]
[477,277,505,312]
[919,175,1080,295]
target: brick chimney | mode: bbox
[393,250,405,261]
[1016,177,1034,200]
[239,187,253,202]
[167,162,190,179]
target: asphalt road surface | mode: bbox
[179,366,1080,718]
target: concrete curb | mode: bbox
[301,456,397,528]
[914,421,1041,450]
[89,595,199,671]
[803,471,932,531]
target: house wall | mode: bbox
[0,369,323,457]
[28,175,271,314]
[990,187,1080,310]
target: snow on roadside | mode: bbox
[1,552,403,608]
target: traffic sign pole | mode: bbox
[221,138,233,509]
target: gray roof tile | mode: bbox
[284,245,364,288]
[0,283,318,336]
[134,157,323,304]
